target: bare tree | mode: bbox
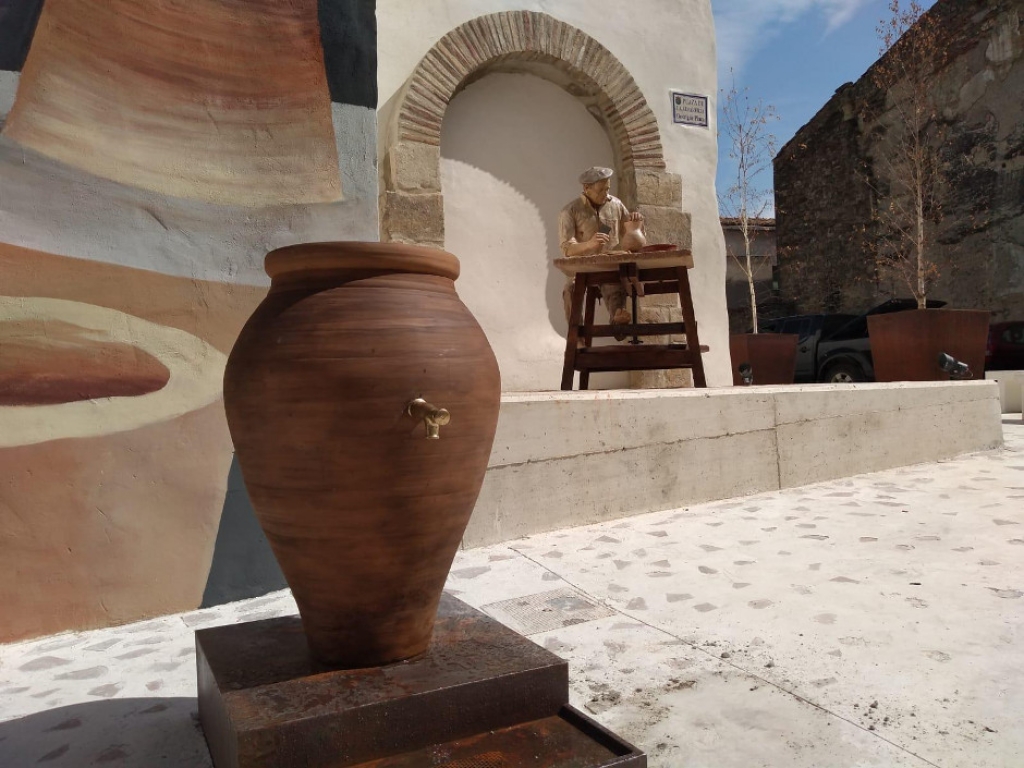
[868,0,951,309]
[719,71,780,333]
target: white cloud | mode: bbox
[714,0,873,77]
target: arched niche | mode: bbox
[380,11,692,250]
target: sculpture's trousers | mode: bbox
[562,278,628,323]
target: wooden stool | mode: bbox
[555,250,708,391]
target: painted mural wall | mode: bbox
[0,0,379,643]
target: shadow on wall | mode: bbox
[201,457,286,608]
[0,698,211,766]
[440,71,627,390]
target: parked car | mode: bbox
[760,299,946,383]
[986,321,1024,370]
[758,313,856,382]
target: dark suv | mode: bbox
[760,299,946,383]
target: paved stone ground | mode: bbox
[2,418,1021,768]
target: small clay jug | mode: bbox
[620,219,647,252]
[223,242,501,668]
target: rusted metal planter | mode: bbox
[729,333,799,386]
[867,309,990,382]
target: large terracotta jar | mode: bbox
[223,242,501,668]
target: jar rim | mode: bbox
[265,242,460,282]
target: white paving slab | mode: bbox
[1,421,1021,767]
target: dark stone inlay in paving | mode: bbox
[37,744,70,762]
[18,657,71,672]
[87,683,122,698]
[693,603,718,612]
[82,639,120,653]
[94,745,130,763]
[55,666,108,681]
[666,593,693,603]
[45,718,82,732]
[698,566,718,574]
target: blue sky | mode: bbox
[713,0,937,214]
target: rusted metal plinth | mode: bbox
[196,592,645,768]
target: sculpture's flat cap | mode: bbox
[579,166,614,184]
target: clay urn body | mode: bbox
[620,219,647,252]
[223,242,501,668]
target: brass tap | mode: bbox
[405,398,451,439]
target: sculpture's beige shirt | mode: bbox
[558,193,629,256]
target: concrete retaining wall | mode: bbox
[985,370,1024,414]
[464,381,1004,548]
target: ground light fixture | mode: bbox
[937,352,972,380]
[738,362,754,385]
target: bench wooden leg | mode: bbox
[579,285,599,390]
[676,266,707,388]
[560,277,589,390]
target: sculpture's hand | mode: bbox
[627,211,644,222]
[586,233,610,254]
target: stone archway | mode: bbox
[381,11,691,250]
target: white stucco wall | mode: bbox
[377,0,730,388]
[441,73,629,390]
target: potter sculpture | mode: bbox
[558,166,645,328]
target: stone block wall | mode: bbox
[775,0,1024,319]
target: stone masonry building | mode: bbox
[774,0,1023,318]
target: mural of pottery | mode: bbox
[3,0,341,207]
[0,295,232,642]
[223,242,501,668]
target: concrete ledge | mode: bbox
[985,370,1024,413]
[464,381,1003,548]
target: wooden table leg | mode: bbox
[676,266,707,388]
[580,285,599,390]
[560,276,589,390]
